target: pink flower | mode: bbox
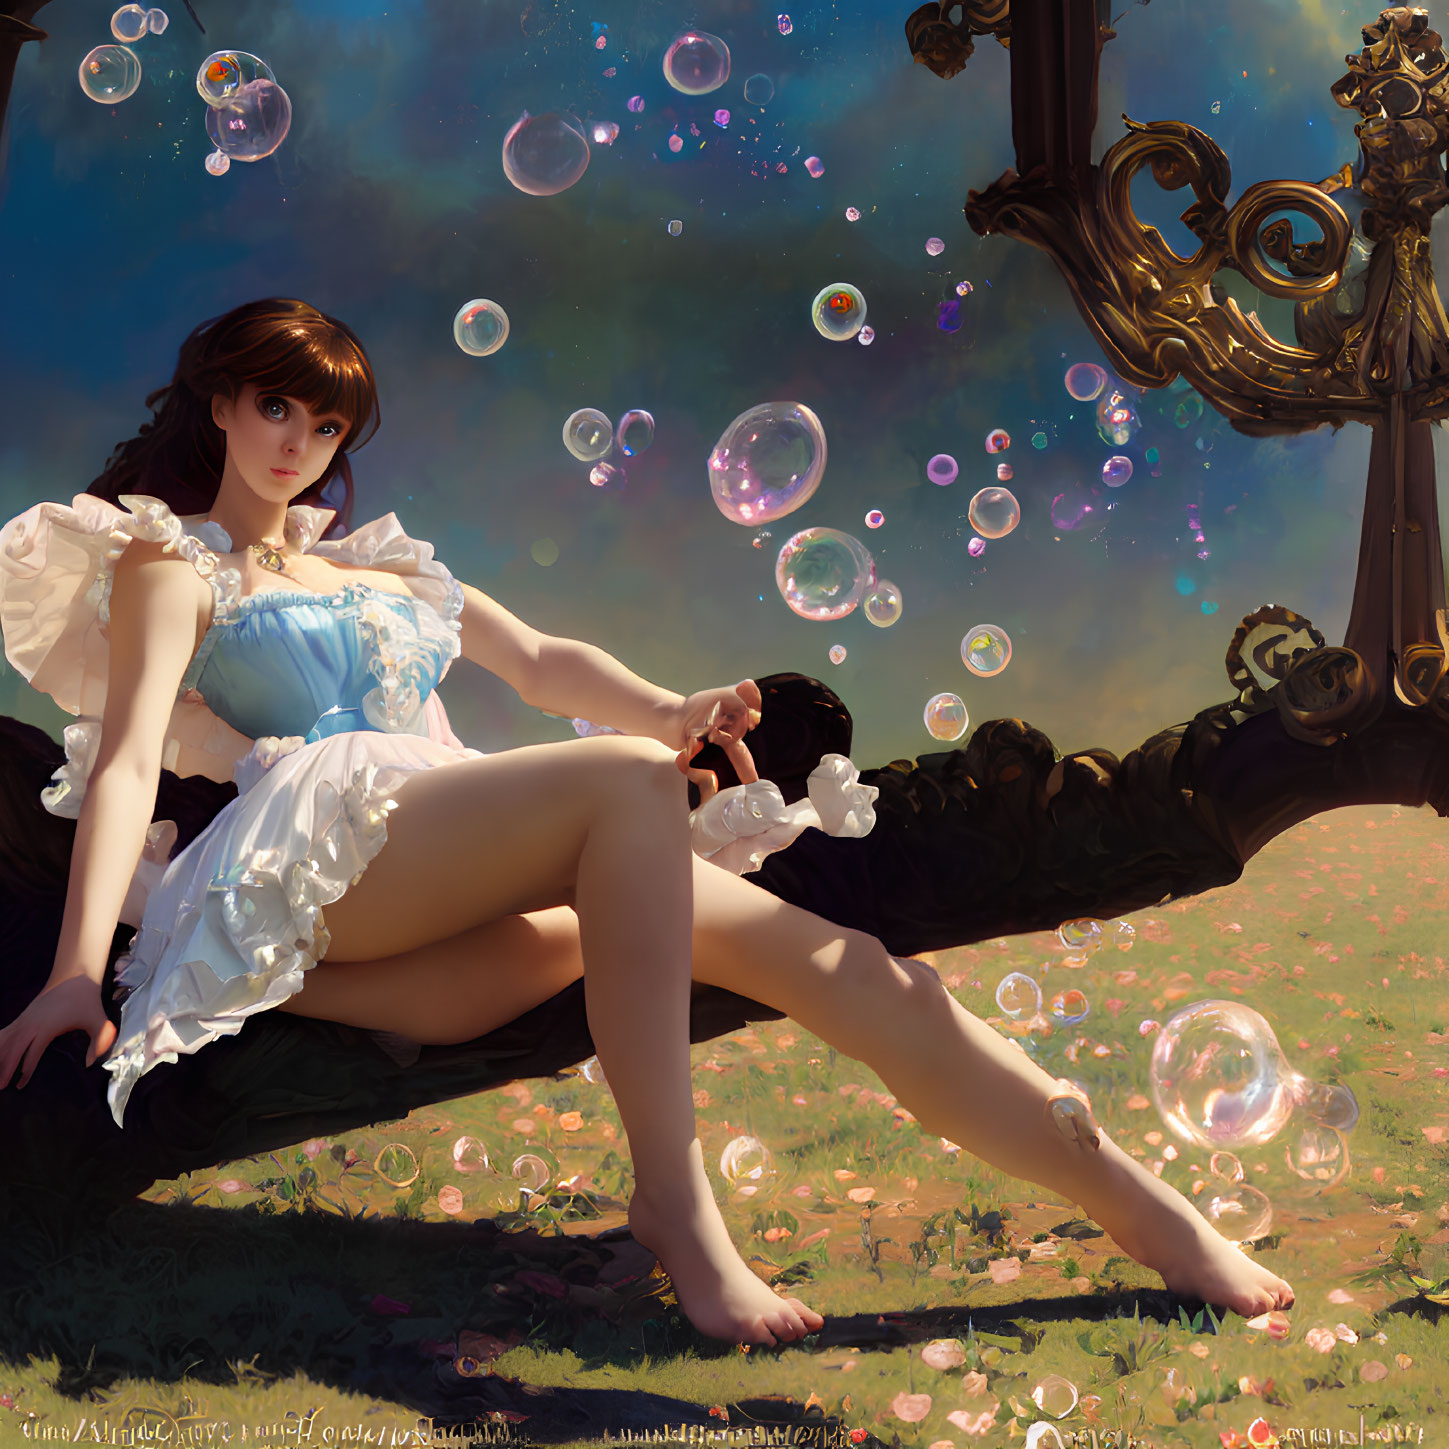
[216,1179,247,1194]
[437,1186,464,1216]
[301,1138,328,1160]
[1305,1327,1337,1353]
[892,1392,932,1423]
[960,1370,989,1397]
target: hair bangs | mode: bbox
[247,327,379,451]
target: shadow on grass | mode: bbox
[0,1191,1214,1441]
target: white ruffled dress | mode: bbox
[0,494,879,1129]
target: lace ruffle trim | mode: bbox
[103,754,410,1127]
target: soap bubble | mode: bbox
[863,579,903,628]
[578,1054,607,1084]
[720,1134,776,1187]
[502,110,590,195]
[967,487,1020,539]
[926,453,958,486]
[1113,920,1136,951]
[204,150,230,176]
[1200,1183,1273,1244]
[1150,999,1360,1151]
[196,50,274,106]
[1175,392,1204,428]
[804,156,824,178]
[452,299,510,357]
[864,509,884,529]
[1057,919,1104,953]
[956,279,974,296]
[775,528,876,621]
[752,530,773,550]
[663,31,731,95]
[995,972,1041,1020]
[778,13,794,34]
[373,1142,420,1188]
[1031,431,1049,449]
[985,428,1010,454]
[452,1135,492,1173]
[1032,1376,1080,1421]
[79,45,141,103]
[1064,363,1108,401]
[924,692,969,741]
[828,644,847,666]
[110,5,148,41]
[667,133,683,153]
[1209,1151,1244,1182]
[1096,389,1140,446]
[811,282,866,341]
[205,79,292,161]
[996,462,1013,481]
[961,623,1012,677]
[592,120,620,144]
[845,205,861,221]
[615,409,655,457]
[1050,482,1105,533]
[712,109,730,128]
[966,537,986,558]
[1050,989,1090,1026]
[588,460,623,490]
[627,95,645,113]
[146,7,168,33]
[1102,455,1133,487]
[925,236,945,256]
[708,401,826,525]
[667,219,683,236]
[743,73,774,105]
[511,1153,551,1194]
[563,408,614,462]
[857,325,875,345]
[1285,1124,1350,1187]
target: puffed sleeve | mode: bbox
[0,493,254,815]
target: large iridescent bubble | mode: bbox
[924,693,969,741]
[967,487,1020,540]
[663,31,731,95]
[1064,363,1108,402]
[196,50,275,106]
[563,408,614,462]
[79,45,142,103]
[453,299,510,357]
[811,282,867,341]
[1149,1000,1360,1152]
[110,5,148,42]
[204,80,292,161]
[502,111,590,196]
[708,401,826,525]
[961,624,1012,677]
[775,528,875,621]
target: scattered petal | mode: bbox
[892,1392,933,1423]
[438,1185,464,1216]
[1305,1327,1337,1353]
[1327,1288,1355,1304]
[961,1370,989,1397]
[987,1256,1022,1285]
[216,1179,247,1194]
[846,1186,876,1204]
[558,1111,584,1131]
[921,1339,966,1370]
[1359,1360,1388,1383]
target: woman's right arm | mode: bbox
[0,540,200,1089]
[49,537,201,986]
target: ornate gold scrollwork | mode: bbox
[1221,605,1374,745]
[1395,609,1449,723]
[904,0,1011,80]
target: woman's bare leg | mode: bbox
[294,850,1293,1317]
[303,737,820,1346]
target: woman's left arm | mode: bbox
[457,580,736,752]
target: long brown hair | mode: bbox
[86,299,381,537]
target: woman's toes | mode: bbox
[786,1297,824,1329]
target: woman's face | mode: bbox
[211,382,348,501]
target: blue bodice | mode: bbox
[179,580,458,744]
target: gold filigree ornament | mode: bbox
[903,0,1010,81]
[1221,605,1373,745]
[1394,607,1449,722]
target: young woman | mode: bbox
[0,298,1294,1347]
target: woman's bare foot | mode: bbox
[1085,1137,1295,1317]
[627,1141,825,1346]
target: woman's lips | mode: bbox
[271,468,298,477]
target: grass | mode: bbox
[3,802,1449,1448]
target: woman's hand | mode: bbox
[0,975,118,1090]
[674,680,764,803]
